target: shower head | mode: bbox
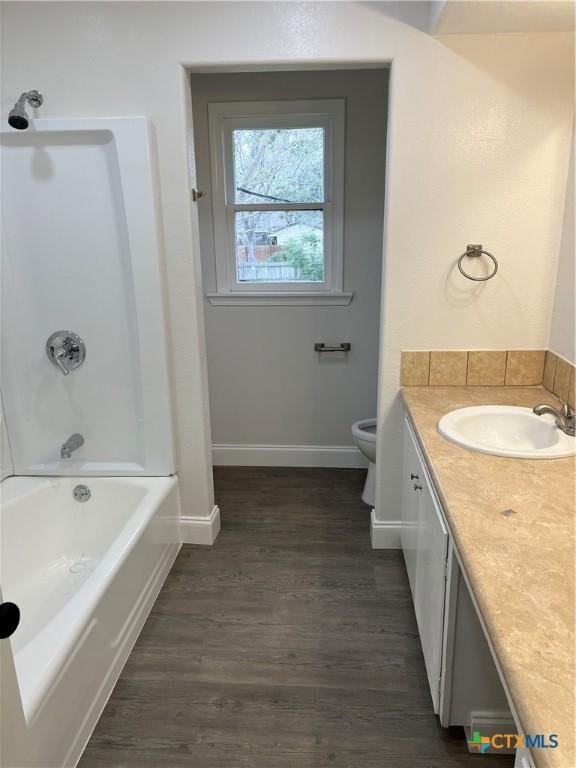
[8,105,29,130]
[8,90,43,130]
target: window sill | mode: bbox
[206,291,353,307]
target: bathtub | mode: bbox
[0,475,180,767]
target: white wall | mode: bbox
[2,3,572,524]
[549,129,575,364]
[191,69,387,449]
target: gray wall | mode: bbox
[191,69,388,447]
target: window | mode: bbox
[206,100,350,305]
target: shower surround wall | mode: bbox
[0,394,12,480]
[0,119,174,476]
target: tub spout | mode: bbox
[61,433,84,459]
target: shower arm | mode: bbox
[17,91,43,109]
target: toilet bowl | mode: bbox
[351,418,377,507]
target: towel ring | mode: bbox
[457,244,498,282]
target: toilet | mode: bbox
[351,418,377,507]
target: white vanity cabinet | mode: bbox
[401,417,448,713]
[401,410,520,759]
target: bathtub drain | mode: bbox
[73,484,91,502]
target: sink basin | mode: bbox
[438,405,576,459]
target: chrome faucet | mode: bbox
[46,331,86,376]
[533,402,575,437]
[61,433,84,459]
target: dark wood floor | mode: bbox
[80,467,513,767]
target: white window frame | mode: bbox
[206,99,351,306]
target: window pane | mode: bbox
[235,210,324,283]
[233,128,324,204]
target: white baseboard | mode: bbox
[180,504,221,545]
[370,509,402,549]
[212,444,367,468]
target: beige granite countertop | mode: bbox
[401,386,575,768]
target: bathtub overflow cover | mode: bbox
[73,484,91,502]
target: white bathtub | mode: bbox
[0,475,180,767]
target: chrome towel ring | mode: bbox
[458,244,498,282]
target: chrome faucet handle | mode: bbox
[53,346,71,376]
[561,402,574,418]
[46,331,86,376]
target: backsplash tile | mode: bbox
[401,348,575,399]
[505,351,546,386]
[400,351,430,386]
[429,352,468,386]
[553,357,572,403]
[543,351,558,392]
[467,351,507,386]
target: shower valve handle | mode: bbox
[53,345,71,375]
[46,331,86,375]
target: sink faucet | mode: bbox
[61,433,84,459]
[533,402,575,437]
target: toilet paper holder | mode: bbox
[314,343,351,352]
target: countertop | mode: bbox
[401,386,574,768]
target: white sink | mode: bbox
[438,405,576,459]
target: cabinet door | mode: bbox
[400,418,421,599]
[413,480,449,713]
